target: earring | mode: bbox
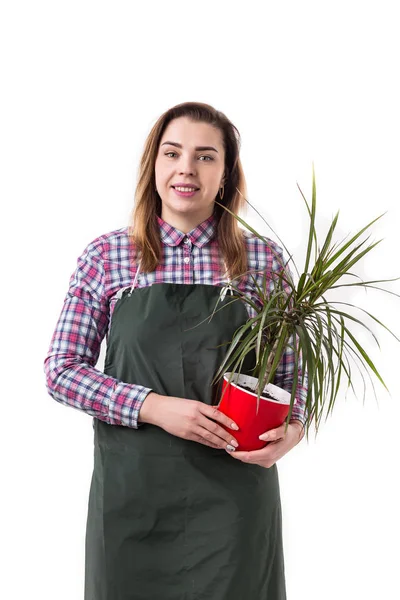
[219,185,225,200]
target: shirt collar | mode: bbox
[157,213,217,247]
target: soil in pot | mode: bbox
[239,384,279,402]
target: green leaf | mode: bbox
[324,214,386,270]
[299,165,318,280]
[342,324,389,390]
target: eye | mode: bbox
[164,152,214,161]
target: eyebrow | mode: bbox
[161,141,219,153]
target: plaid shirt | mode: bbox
[44,213,307,428]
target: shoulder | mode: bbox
[79,226,132,262]
[242,228,286,271]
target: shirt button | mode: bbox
[183,257,190,264]
[184,238,190,244]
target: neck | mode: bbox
[160,209,214,234]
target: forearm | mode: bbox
[44,354,153,428]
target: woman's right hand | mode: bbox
[138,392,239,451]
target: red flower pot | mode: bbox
[217,373,295,451]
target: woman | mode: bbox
[44,101,307,600]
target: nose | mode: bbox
[178,154,197,175]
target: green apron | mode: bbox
[84,275,287,599]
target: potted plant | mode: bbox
[210,166,399,450]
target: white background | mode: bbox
[1,1,399,599]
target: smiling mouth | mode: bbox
[172,186,200,191]
[172,187,199,197]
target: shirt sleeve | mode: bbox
[269,244,309,427]
[43,238,153,428]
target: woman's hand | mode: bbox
[138,392,240,451]
[226,420,305,468]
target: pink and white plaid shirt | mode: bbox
[44,213,307,428]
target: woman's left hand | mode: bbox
[226,421,304,468]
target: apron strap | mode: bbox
[219,261,234,300]
[129,259,142,295]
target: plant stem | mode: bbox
[260,327,283,391]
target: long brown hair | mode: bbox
[129,101,248,280]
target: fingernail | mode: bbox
[226,444,236,452]
[230,439,239,448]
[259,433,269,441]
[231,423,239,430]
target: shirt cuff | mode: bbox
[108,382,153,429]
[289,397,308,426]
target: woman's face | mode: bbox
[155,116,226,229]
